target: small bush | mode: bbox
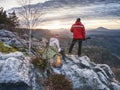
[31,57,47,72]
[0,42,17,53]
[45,74,73,90]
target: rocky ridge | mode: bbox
[0,29,120,90]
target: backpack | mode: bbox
[52,53,62,67]
[42,46,58,59]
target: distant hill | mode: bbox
[95,27,109,31]
[87,27,120,36]
[82,47,120,68]
[26,29,71,39]
[85,28,120,56]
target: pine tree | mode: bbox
[0,7,7,23]
[0,7,7,28]
[0,7,19,30]
[8,11,19,28]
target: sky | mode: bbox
[0,0,48,10]
[0,0,120,30]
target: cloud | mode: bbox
[9,0,120,29]
[10,0,120,19]
[41,3,120,20]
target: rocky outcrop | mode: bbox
[0,29,120,90]
[0,52,43,90]
[0,29,27,49]
[52,55,120,90]
[0,29,47,55]
[0,52,120,90]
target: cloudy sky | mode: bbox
[0,0,48,10]
[0,0,120,30]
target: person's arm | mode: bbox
[70,25,74,32]
[55,39,61,52]
[82,25,86,39]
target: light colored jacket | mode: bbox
[49,37,61,52]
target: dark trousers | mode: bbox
[59,48,66,60]
[69,38,82,56]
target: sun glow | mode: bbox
[51,21,61,29]
[39,21,66,30]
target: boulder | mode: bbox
[52,56,120,90]
[0,52,42,90]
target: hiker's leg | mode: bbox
[69,39,77,53]
[46,61,51,76]
[60,48,66,60]
[78,40,82,56]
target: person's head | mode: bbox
[52,34,59,38]
[76,18,81,22]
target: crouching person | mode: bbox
[42,34,66,68]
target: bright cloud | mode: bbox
[0,0,49,10]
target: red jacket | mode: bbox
[70,22,86,39]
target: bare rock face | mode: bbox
[0,52,30,85]
[0,52,42,90]
[0,52,119,90]
[0,29,27,48]
[52,56,120,90]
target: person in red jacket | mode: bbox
[69,18,86,57]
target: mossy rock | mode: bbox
[0,42,17,53]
